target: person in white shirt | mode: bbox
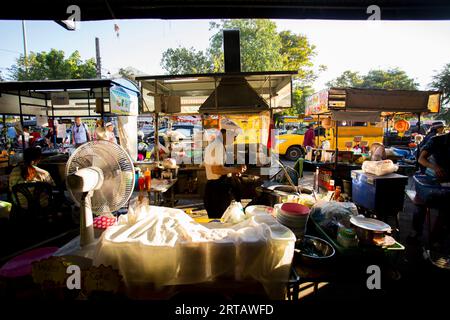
[71,117,91,147]
[203,128,246,218]
[105,122,117,144]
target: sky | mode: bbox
[1,19,450,91]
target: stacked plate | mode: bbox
[275,203,310,238]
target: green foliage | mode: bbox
[430,63,450,122]
[208,19,284,72]
[160,19,320,116]
[8,49,96,80]
[161,47,212,74]
[327,68,419,90]
[284,86,315,116]
[430,63,450,106]
[326,68,418,90]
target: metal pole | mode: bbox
[51,94,56,146]
[154,80,159,162]
[18,90,25,152]
[87,91,91,117]
[335,120,339,166]
[384,115,389,146]
[317,114,320,147]
[417,113,421,134]
[22,21,28,74]
[95,37,102,79]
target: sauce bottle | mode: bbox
[144,168,152,191]
[333,186,342,201]
[138,174,145,191]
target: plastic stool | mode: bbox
[0,247,59,278]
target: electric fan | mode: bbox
[65,140,135,246]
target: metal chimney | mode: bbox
[223,30,241,73]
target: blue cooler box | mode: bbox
[351,170,408,213]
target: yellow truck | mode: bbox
[274,120,384,161]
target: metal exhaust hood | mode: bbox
[199,30,270,114]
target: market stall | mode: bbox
[0,78,139,186]
[303,88,441,189]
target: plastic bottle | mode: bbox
[144,168,152,191]
[333,186,341,201]
[138,174,145,191]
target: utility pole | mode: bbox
[22,21,28,73]
[95,37,101,78]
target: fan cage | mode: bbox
[66,140,135,214]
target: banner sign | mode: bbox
[305,90,329,115]
[110,82,138,116]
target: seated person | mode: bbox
[411,132,450,245]
[369,142,386,161]
[9,147,56,208]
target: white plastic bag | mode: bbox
[362,160,398,176]
[222,201,245,224]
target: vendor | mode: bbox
[417,123,445,172]
[410,132,450,244]
[203,128,246,218]
[369,142,386,161]
[9,147,56,207]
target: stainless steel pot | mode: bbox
[254,185,313,207]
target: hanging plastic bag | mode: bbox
[222,200,245,224]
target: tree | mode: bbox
[430,63,450,122]
[160,19,320,115]
[208,19,284,72]
[326,68,419,90]
[285,86,315,116]
[161,47,212,74]
[326,70,363,88]
[8,49,96,80]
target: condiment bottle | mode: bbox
[138,174,145,191]
[144,168,151,191]
[333,186,341,201]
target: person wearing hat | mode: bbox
[105,122,117,144]
[203,128,247,218]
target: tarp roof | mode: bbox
[2,0,450,20]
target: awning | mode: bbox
[345,88,430,113]
[331,111,381,122]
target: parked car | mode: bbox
[148,124,201,141]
